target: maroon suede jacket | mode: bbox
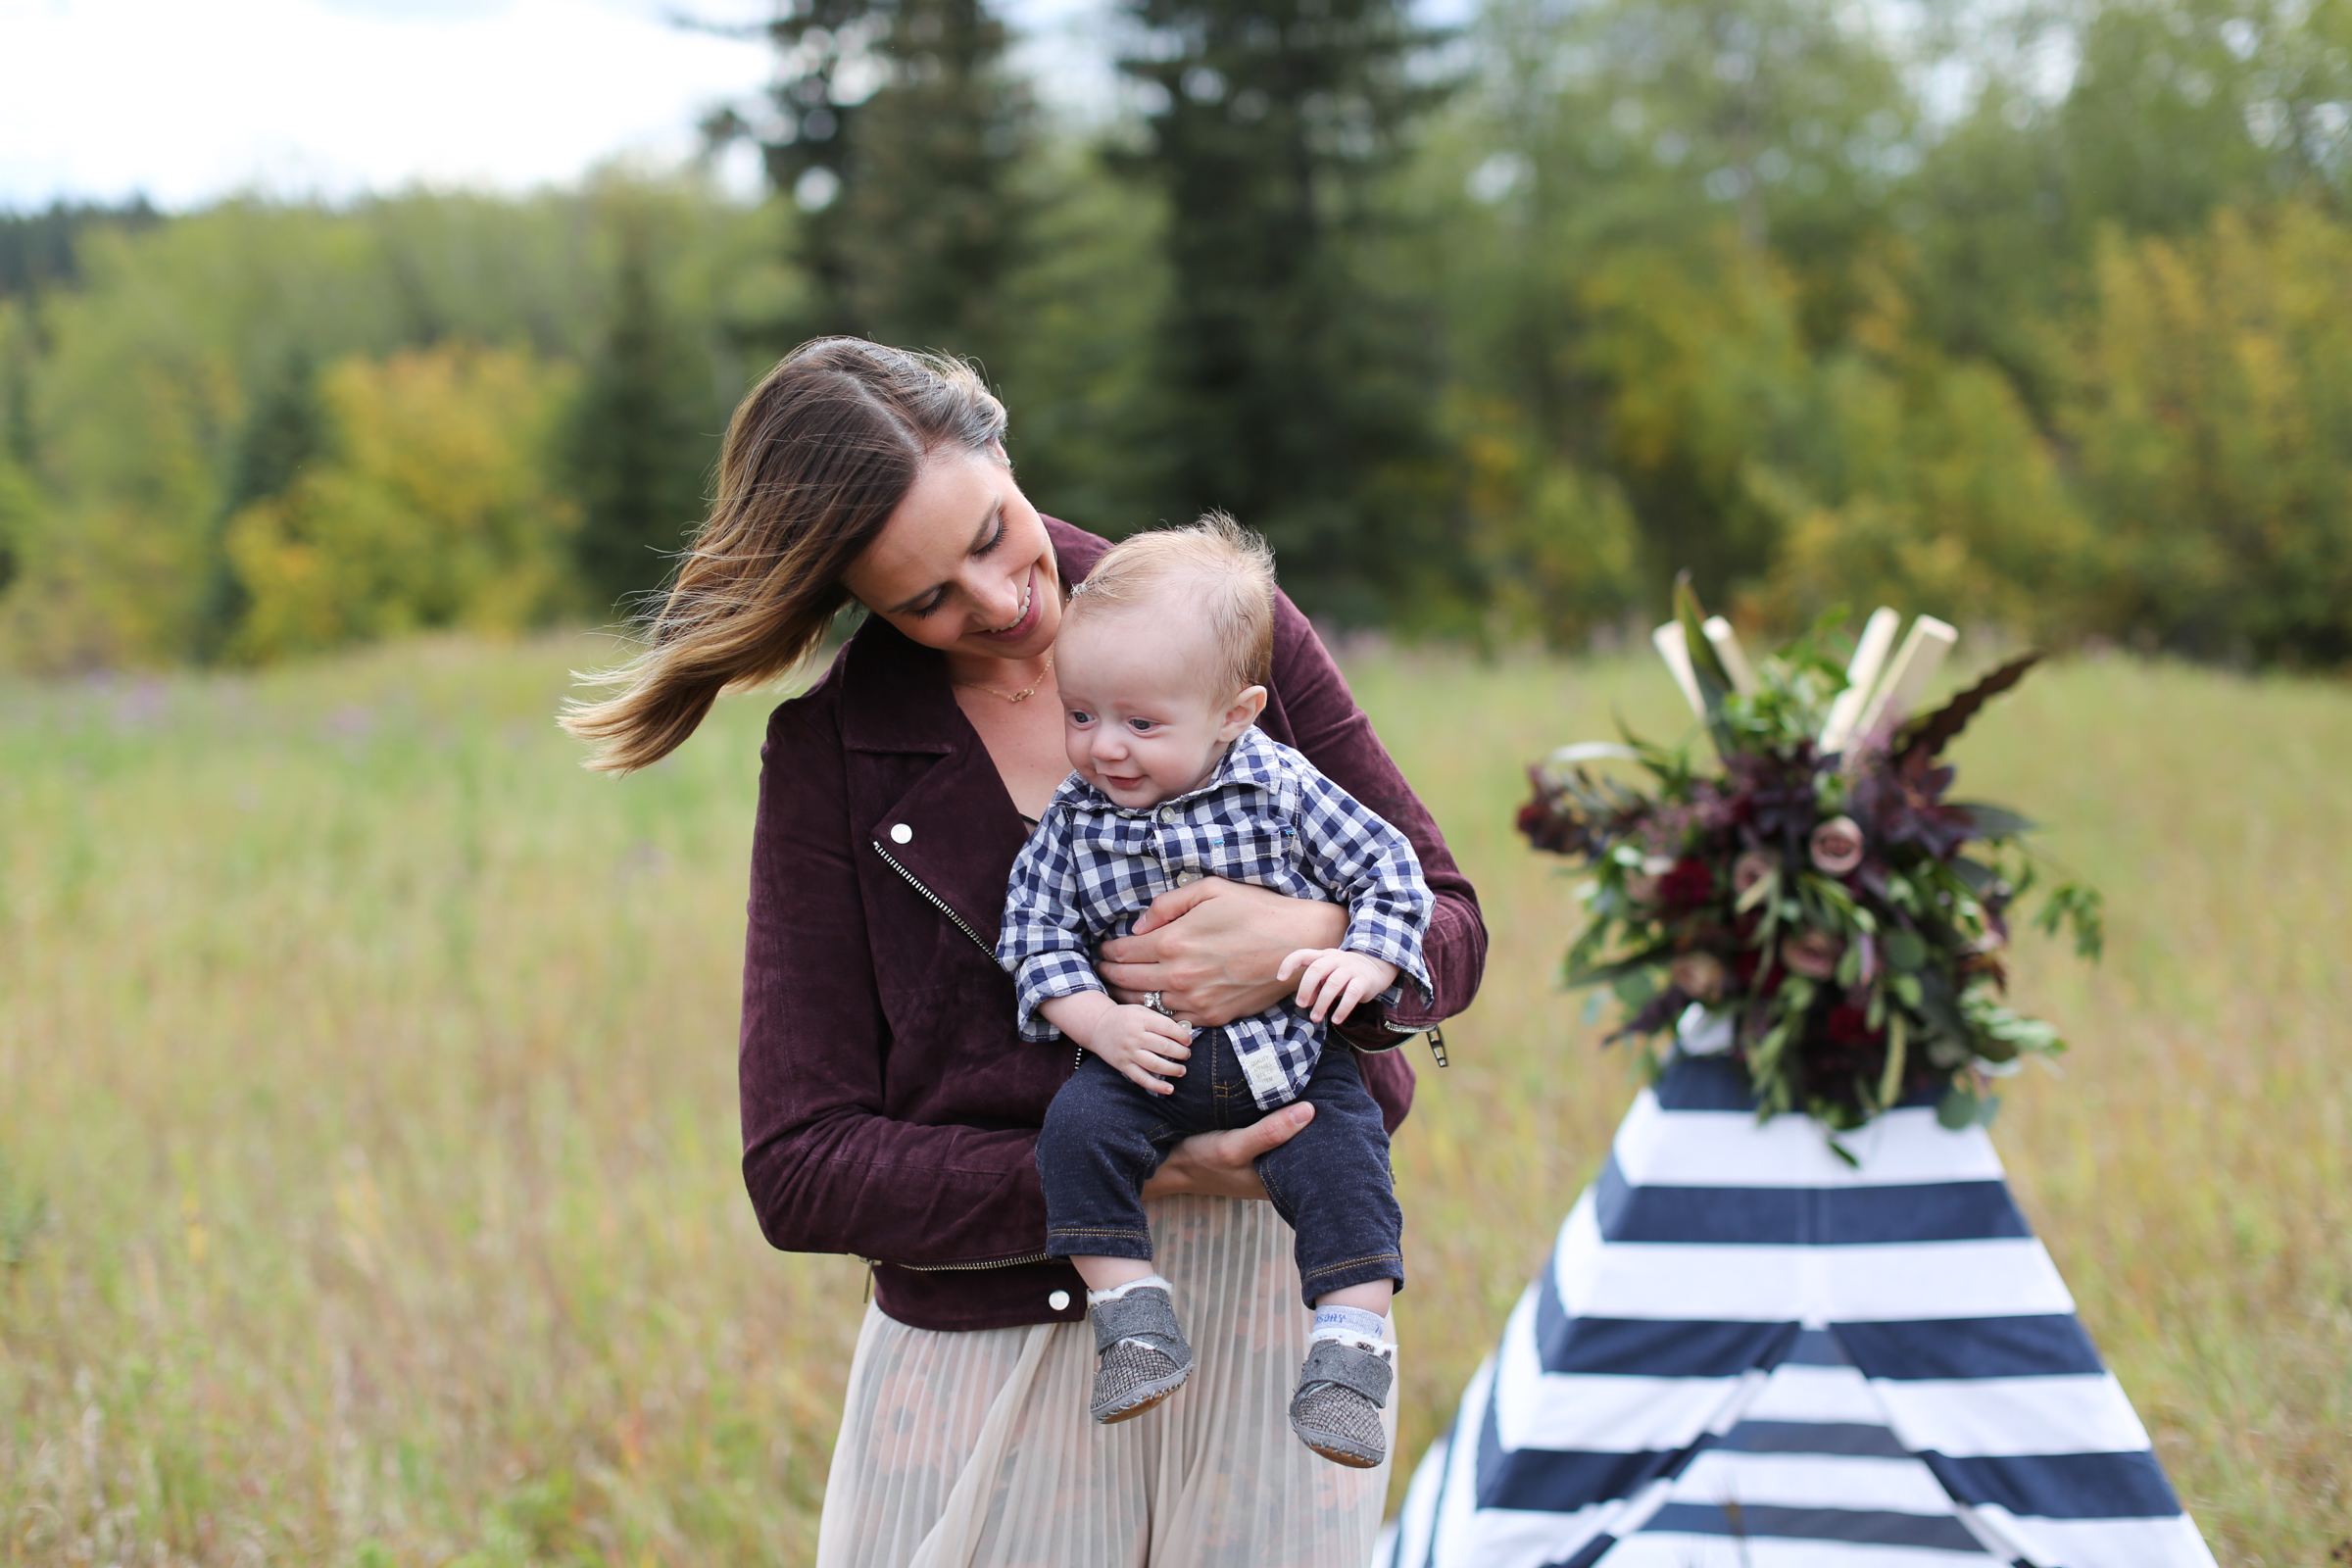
[737,519,1488,1331]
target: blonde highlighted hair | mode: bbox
[1065,512,1278,701]
[562,338,1006,773]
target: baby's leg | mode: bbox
[1251,1048,1403,1311]
[1040,1051,1216,1424]
[1253,1047,1403,1469]
[1038,1054,1191,1272]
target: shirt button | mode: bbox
[1176,869,1201,886]
[1049,1290,1071,1311]
[889,823,912,844]
[1158,808,1177,824]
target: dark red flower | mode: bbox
[1659,858,1714,907]
[1824,1003,1881,1047]
[1516,768,1591,857]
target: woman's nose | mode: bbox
[973,570,1023,631]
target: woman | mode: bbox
[566,338,1487,1566]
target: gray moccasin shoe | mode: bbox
[1289,1338,1394,1468]
[1088,1285,1194,1424]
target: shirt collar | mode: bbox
[1056,724,1283,815]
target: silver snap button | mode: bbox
[889,823,912,844]
[1049,1290,1071,1311]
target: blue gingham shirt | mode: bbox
[997,726,1434,1109]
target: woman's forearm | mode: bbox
[1098,880,1348,1026]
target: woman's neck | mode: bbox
[946,650,1054,699]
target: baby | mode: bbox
[997,513,1433,1469]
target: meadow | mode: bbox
[0,635,2345,1566]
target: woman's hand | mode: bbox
[1142,1102,1314,1201]
[1098,878,1348,1027]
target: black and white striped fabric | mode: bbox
[1378,1020,2215,1568]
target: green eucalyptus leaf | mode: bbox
[1951,802,2037,841]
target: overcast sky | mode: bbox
[0,0,1118,212]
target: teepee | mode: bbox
[1378,1025,2216,1568]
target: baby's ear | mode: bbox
[1217,685,1268,741]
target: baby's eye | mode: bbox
[1127,717,1156,733]
[1067,709,1095,726]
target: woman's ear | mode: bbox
[1216,685,1269,741]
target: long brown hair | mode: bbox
[562,338,1007,773]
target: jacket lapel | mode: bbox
[838,612,1028,948]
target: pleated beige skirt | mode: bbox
[814,1195,1395,1568]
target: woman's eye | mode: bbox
[974,517,1005,557]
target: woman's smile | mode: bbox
[980,567,1040,640]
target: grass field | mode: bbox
[1,634,2345,1566]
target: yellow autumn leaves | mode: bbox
[225,345,579,662]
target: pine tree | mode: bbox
[564,221,715,616]
[728,0,1032,361]
[200,346,324,658]
[1113,0,1451,621]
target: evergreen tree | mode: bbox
[724,0,1032,361]
[564,221,715,616]
[201,346,325,658]
[1113,0,1453,621]
[0,197,163,301]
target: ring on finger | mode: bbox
[1144,991,1171,1017]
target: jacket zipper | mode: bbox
[871,839,995,956]
[866,1250,1057,1272]
[867,839,1068,1275]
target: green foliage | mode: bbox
[1110,0,1454,623]
[2066,203,2352,662]
[7,1,2352,667]
[225,344,580,662]
[564,211,721,617]
[0,196,164,300]
[727,0,1034,360]
[0,181,781,671]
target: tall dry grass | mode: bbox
[0,635,2343,1564]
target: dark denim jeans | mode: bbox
[1037,1030,1404,1307]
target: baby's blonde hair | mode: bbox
[1065,512,1277,700]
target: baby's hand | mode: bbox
[1086,1005,1197,1097]
[1277,948,1398,1025]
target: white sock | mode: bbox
[1087,1273,1172,1308]
[1310,1303,1392,1358]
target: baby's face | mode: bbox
[1055,611,1250,809]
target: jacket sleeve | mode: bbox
[737,699,1054,1268]
[1270,593,1487,1041]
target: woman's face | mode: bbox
[841,445,1061,664]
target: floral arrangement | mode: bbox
[1517,583,2104,1139]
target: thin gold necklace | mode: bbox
[954,649,1054,704]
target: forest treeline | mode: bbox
[2,0,2349,672]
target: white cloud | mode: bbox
[0,0,779,209]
